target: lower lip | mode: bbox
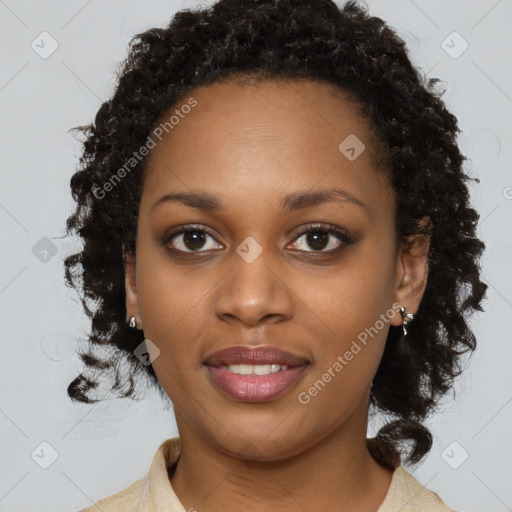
[206,365,308,402]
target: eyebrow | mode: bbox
[150,188,368,213]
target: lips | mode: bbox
[204,346,309,368]
[203,345,310,402]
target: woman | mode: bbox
[65,0,487,510]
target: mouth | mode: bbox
[203,345,310,402]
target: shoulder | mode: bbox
[76,477,146,512]
[378,466,459,512]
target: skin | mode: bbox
[124,78,430,512]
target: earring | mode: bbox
[399,306,415,336]
[129,316,137,330]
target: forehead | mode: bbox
[141,78,393,220]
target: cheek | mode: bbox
[294,280,389,428]
[299,249,394,342]
[134,249,216,369]
[295,249,394,392]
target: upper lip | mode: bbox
[204,345,310,367]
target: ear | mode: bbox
[389,216,431,327]
[123,244,141,327]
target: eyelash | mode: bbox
[163,223,352,257]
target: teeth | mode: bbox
[223,364,289,375]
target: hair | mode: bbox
[63,0,487,469]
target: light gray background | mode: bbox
[1,1,511,511]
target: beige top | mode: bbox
[78,437,458,512]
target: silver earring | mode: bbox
[399,306,415,336]
[129,316,137,330]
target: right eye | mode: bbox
[164,226,224,253]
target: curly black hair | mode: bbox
[63,0,487,470]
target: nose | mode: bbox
[214,246,294,328]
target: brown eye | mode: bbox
[181,231,207,251]
[304,230,329,251]
[289,224,351,253]
[165,227,223,253]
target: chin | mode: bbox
[205,422,314,462]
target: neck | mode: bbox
[169,397,394,512]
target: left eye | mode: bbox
[289,226,349,252]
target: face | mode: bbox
[124,78,429,460]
